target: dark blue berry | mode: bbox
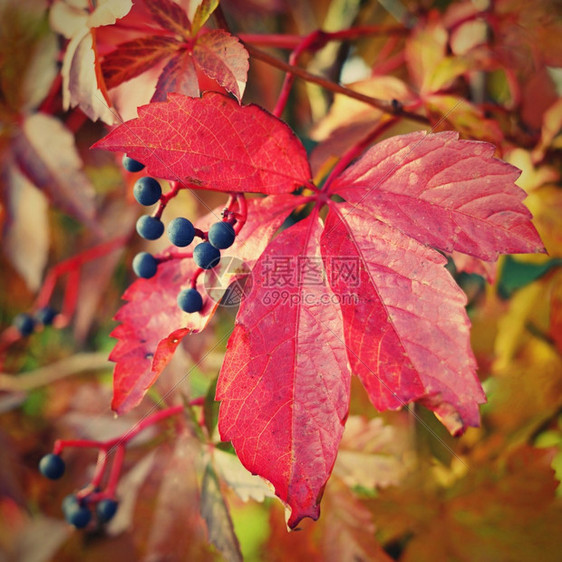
[35,306,57,326]
[177,288,203,313]
[38,453,65,479]
[136,215,164,240]
[132,252,158,279]
[96,498,119,523]
[133,177,162,206]
[168,217,195,247]
[65,503,92,529]
[208,221,236,249]
[13,313,35,336]
[122,155,145,172]
[193,242,220,270]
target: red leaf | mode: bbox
[110,195,302,413]
[102,36,180,90]
[152,50,199,101]
[193,30,249,101]
[92,92,312,194]
[320,204,485,435]
[216,215,351,529]
[330,131,544,261]
[144,0,191,38]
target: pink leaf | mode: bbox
[110,195,302,413]
[320,203,485,434]
[194,29,249,101]
[92,92,312,194]
[152,50,199,101]
[216,215,351,529]
[3,165,49,291]
[13,113,97,229]
[330,131,544,261]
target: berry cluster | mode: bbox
[123,155,240,315]
[38,453,119,528]
[62,494,118,529]
[38,405,184,530]
[12,306,58,337]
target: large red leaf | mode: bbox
[330,131,544,261]
[216,215,351,529]
[110,195,302,413]
[320,204,485,434]
[92,92,312,194]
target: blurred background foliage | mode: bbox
[0,0,561,560]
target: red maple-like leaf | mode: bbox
[214,130,542,526]
[100,0,249,102]
[92,93,312,194]
[192,30,249,101]
[110,195,302,413]
[97,94,543,526]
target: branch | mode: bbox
[0,352,111,392]
[243,43,429,125]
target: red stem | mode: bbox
[237,33,303,48]
[53,405,185,455]
[190,267,205,289]
[65,109,88,135]
[232,194,247,235]
[38,74,62,115]
[154,180,184,220]
[157,250,194,263]
[238,25,407,49]
[60,268,80,324]
[109,405,185,448]
[105,444,126,497]
[273,30,328,117]
[35,236,129,310]
[90,449,109,490]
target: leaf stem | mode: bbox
[238,25,407,49]
[273,30,329,117]
[53,404,185,456]
[232,193,247,235]
[34,235,129,323]
[154,180,184,220]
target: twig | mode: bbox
[0,352,111,392]
[244,43,429,125]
